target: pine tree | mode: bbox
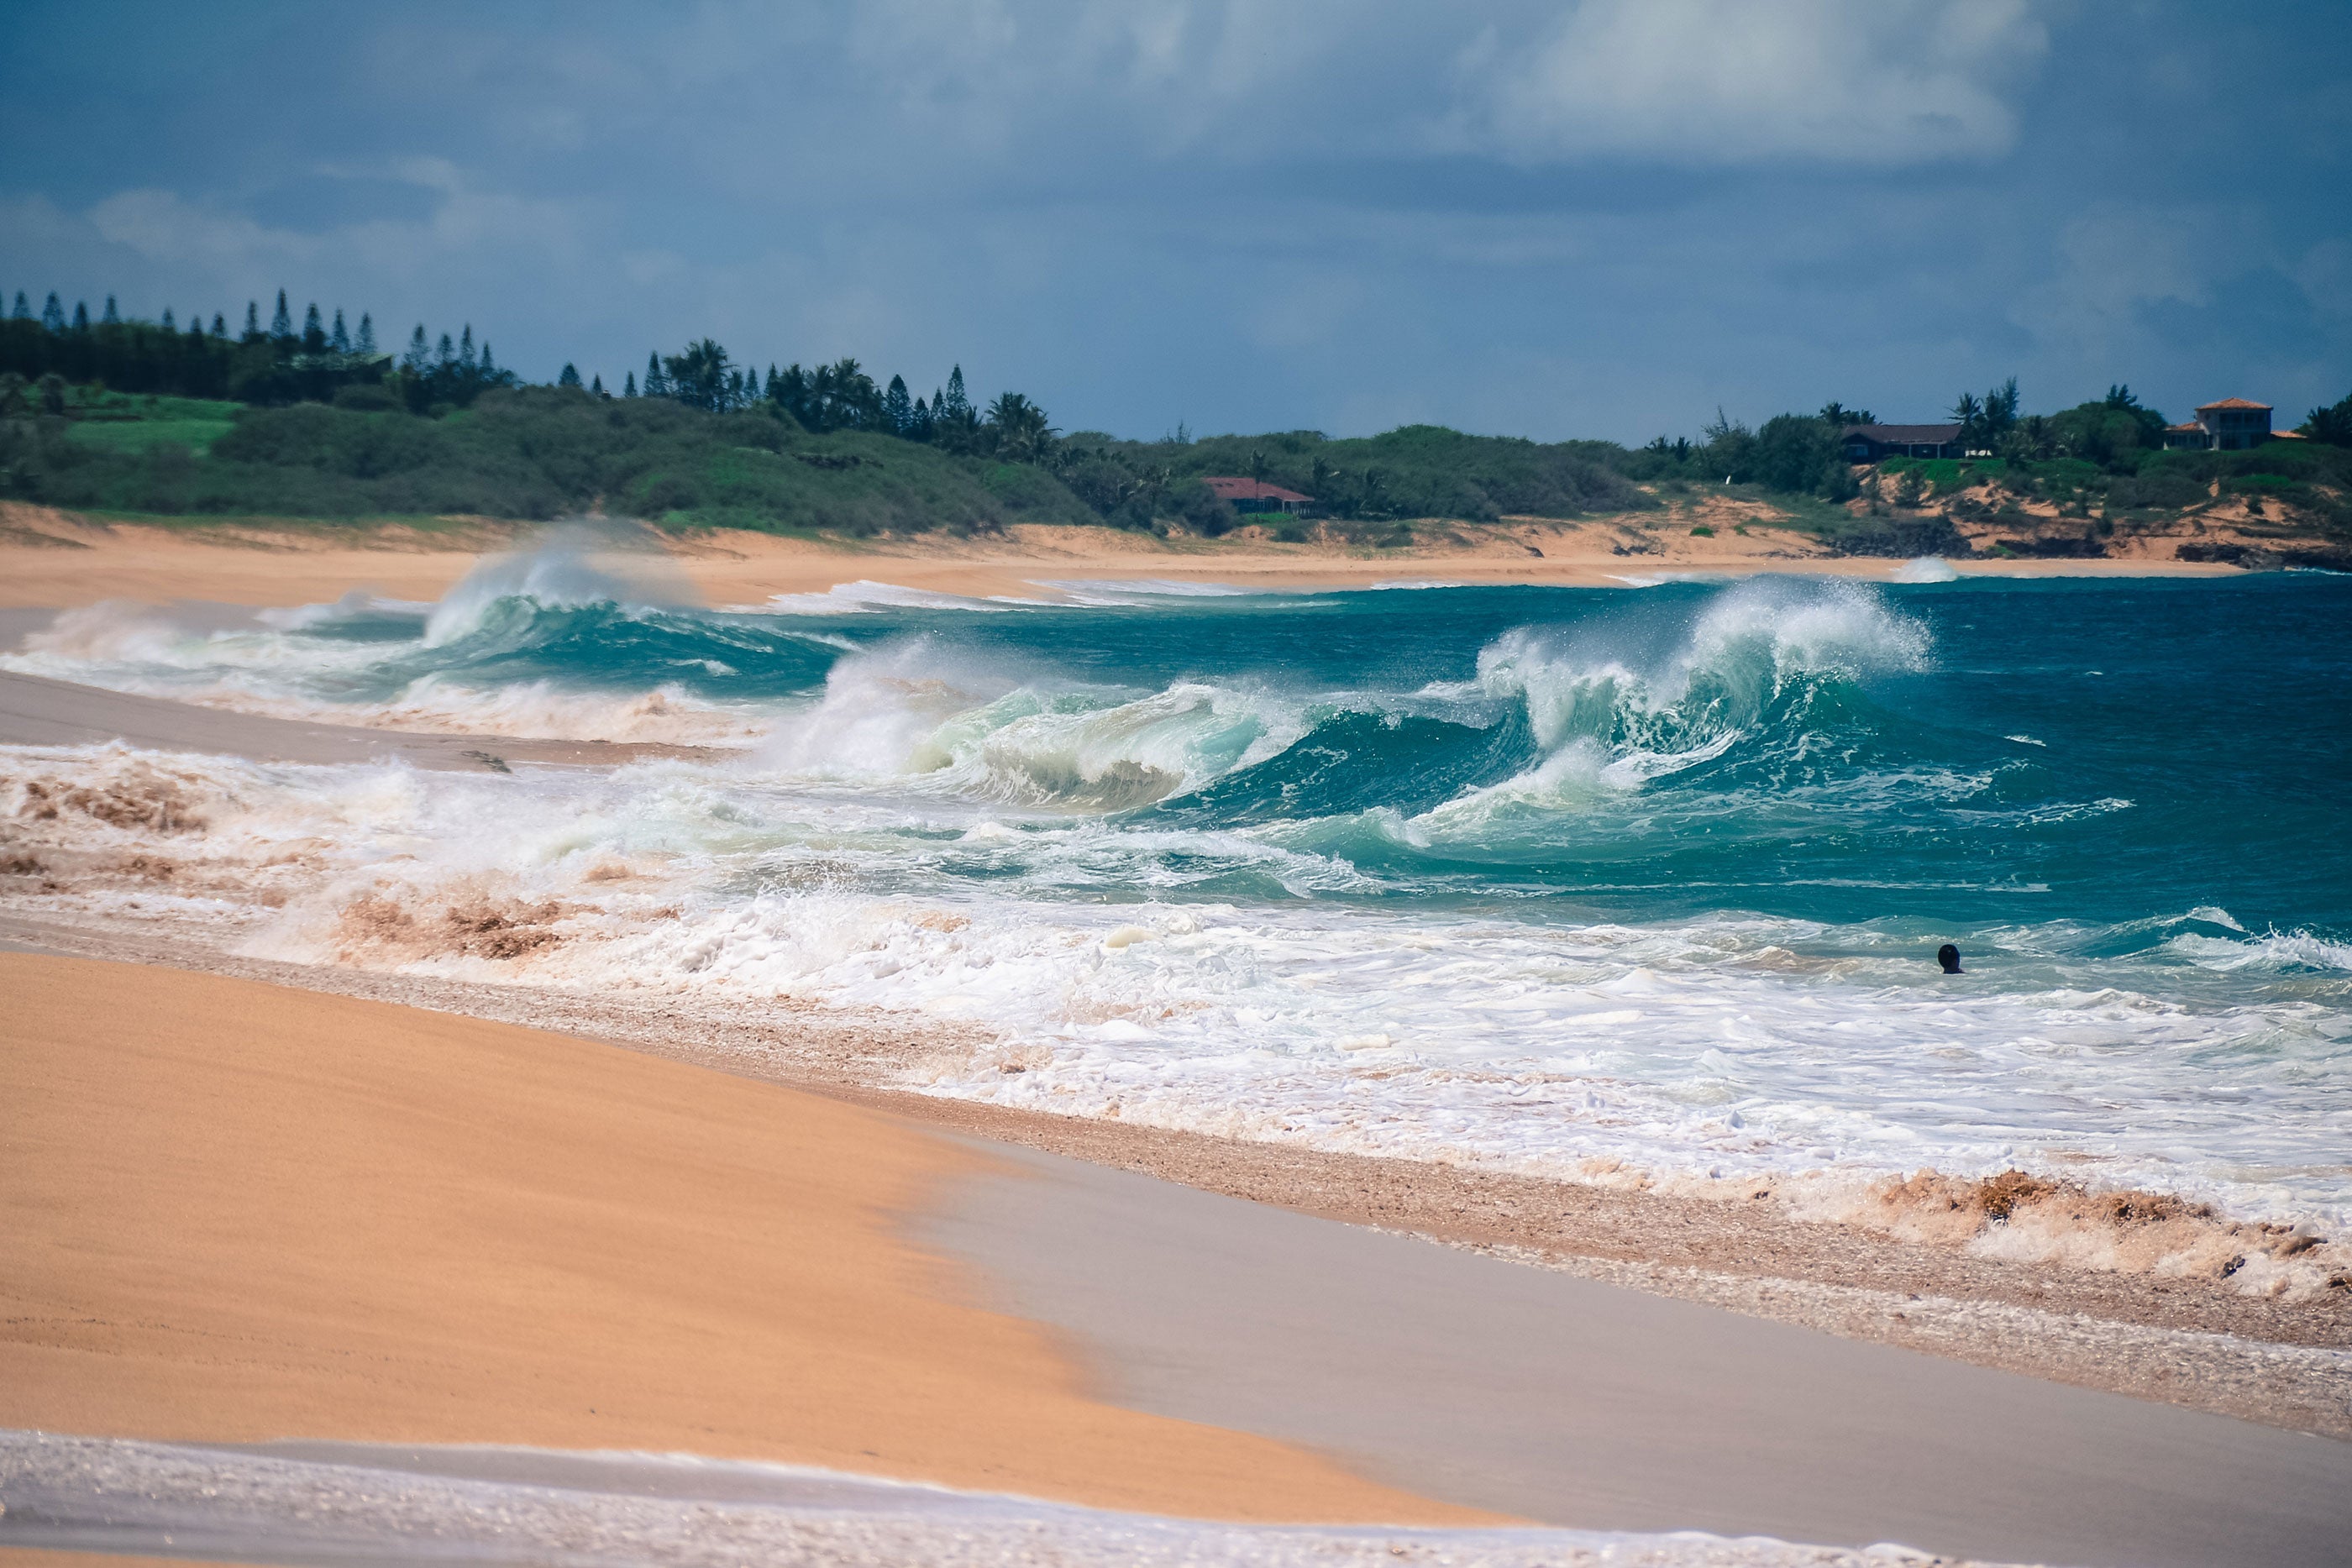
[42,294,65,331]
[458,326,475,370]
[302,302,327,352]
[479,341,496,377]
[765,364,779,401]
[623,370,637,397]
[211,313,228,338]
[270,290,293,340]
[10,291,28,319]
[244,302,262,340]
[330,308,350,354]
[590,373,605,396]
[559,362,582,387]
[943,364,969,418]
[160,307,176,331]
[102,295,121,324]
[436,333,455,368]
[356,313,377,354]
[643,351,669,398]
[72,302,89,330]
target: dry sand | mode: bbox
[0,507,2239,611]
[0,952,1488,1527]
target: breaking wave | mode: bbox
[7,550,2350,1290]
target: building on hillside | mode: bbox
[1840,423,1963,462]
[2162,398,2274,450]
[1202,475,1314,513]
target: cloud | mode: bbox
[2008,202,2255,363]
[1456,0,2048,166]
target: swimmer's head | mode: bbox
[1937,943,1963,974]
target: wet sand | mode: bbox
[6,947,2346,1565]
[925,1139,2352,1568]
[0,667,699,770]
[0,952,1479,1526]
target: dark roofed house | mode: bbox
[1841,423,1963,462]
[1202,475,1314,514]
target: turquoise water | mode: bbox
[12,561,2349,1234]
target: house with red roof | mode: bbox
[2162,397,2273,451]
[1202,475,1314,514]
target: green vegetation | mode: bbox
[4,281,2349,550]
[1,388,1102,535]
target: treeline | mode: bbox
[1624,380,2352,502]
[0,287,514,412]
[618,337,1056,459]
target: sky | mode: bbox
[3,0,2348,444]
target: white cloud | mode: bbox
[1456,0,2047,166]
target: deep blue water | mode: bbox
[306,572,2352,940]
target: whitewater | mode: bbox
[6,542,2349,1269]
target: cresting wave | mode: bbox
[5,553,2350,1298]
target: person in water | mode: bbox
[1937,943,1965,974]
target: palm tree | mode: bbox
[984,391,1058,464]
[667,338,733,412]
[1950,391,1986,451]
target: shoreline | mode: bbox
[5,547,2348,1481]
[7,946,2347,1566]
[6,906,2346,1445]
[0,507,2247,611]
[0,950,1483,1529]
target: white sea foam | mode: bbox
[1891,557,1961,584]
[12,733,2346,1262]
[1,542,770,747]
[0,1429,1994,1568]
[8,571,2348,1284]
[422,525,701,646]
[748,580,1021,615]
[1032,578,1258,606]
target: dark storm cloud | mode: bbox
[2,0,2345,440]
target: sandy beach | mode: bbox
[0,506,2242,612]
[3,519,2349,1567]
[7,949,2349,1568]
[0,951,1479,1526]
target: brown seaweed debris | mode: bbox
[336,892,570,961]
[1976,1169,2058,1222]
[8,774,207,833]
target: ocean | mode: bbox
[8,543,2349,1253]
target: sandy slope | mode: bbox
[0,507,2237,610]
[0,952,1488,1526]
